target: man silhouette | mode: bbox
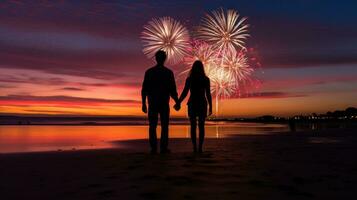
[141,50,179,154]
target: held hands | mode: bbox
[143,103,180,113]
[174,101,181,111]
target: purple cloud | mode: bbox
[0,95,140,105]
[60,87,85,91]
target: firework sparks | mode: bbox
[141,9,258,116]
[197,8,249,52]
[184,41,218,67]
[180,40,219,76]
[141,17,190,64]
[222,49,253,82]
[209,67,236,98]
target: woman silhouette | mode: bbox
[176,60,212,153]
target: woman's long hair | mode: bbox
[189,60,207,80]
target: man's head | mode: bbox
[155,50,167,65]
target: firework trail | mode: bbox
[141,17,190,64]
[197,8,250,52]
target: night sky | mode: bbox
[1,0,357,117]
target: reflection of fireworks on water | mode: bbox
[197,8,249,52]
[141,17,190,64]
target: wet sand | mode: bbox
[1,129,357,199]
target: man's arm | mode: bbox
[141,72,148,113]
[169,71,179,103]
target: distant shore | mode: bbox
[1,114,356,126]
[1,128,356,199]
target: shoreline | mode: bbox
[0,127,354,155]
[1,128,356,199]
[0,121,288,126]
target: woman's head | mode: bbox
[189,60,206,79]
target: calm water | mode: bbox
[0,122,289,153]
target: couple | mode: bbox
[141,50,212,154]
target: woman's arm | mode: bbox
[206,78,213,115]
[178,78,190,103]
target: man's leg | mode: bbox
[148,107,158,153]
[160,105,170,153]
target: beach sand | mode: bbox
[1,128,357,199]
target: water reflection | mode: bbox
[0,122,289,153]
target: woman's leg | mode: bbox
[190,117,197,152]
[198,116,205,153]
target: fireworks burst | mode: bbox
[184,41,218,67]
[197,8,249,52]
[222,49,253,82]
[209,67,236,98]
[180,40,219,75]
[141,17,190,64]
[141,8,260,117]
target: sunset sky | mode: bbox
[1,0,357,117]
